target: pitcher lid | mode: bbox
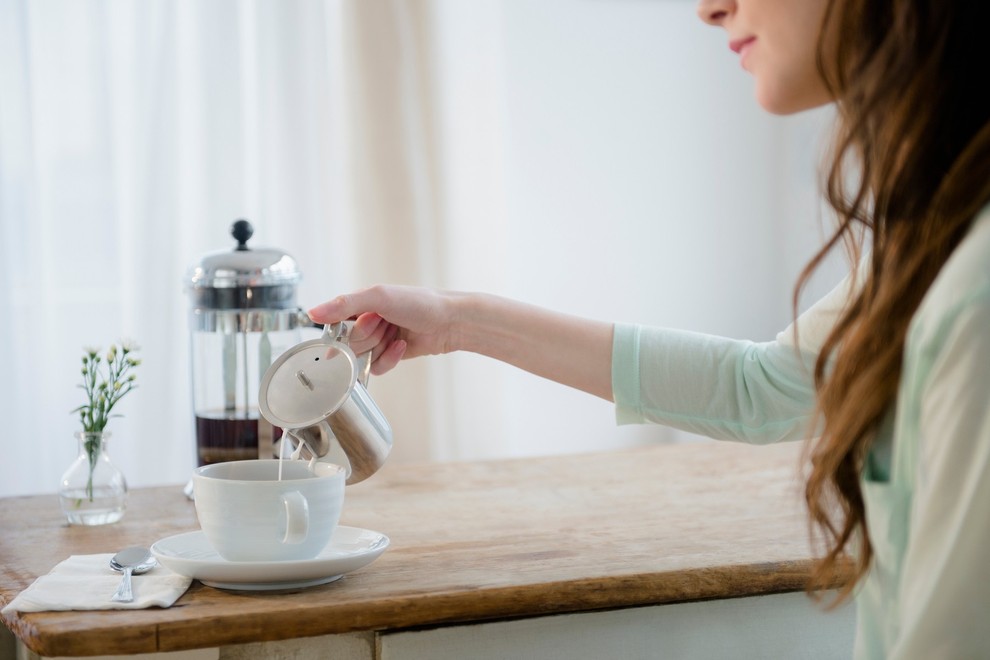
[258,336,357,429]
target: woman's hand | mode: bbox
[308,285,467,376]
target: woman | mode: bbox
[310,0,990,656]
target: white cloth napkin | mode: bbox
[2,554,192,614]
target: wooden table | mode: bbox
[0,442,855,659]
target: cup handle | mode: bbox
[280,491,309,544]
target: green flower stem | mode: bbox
[72,342,140,502]
[82,433,101,501]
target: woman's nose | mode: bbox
[696,0,735,25]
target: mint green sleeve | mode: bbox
[612,271,857,444]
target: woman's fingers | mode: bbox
[336,311,406,375]
[371,339,407,375]
[368,323,400,363]
[309,286,397,324]
[349,313,387,352]
[307,297,346,324]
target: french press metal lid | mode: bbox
[187,219,302,312]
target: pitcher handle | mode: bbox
[325,322,372,386]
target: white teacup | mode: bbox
[192,459,345,562]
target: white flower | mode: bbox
[120,338,141,352]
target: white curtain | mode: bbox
[0,0,452,497]
[0,0,840,498]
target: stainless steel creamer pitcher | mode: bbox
[257,322,393,485]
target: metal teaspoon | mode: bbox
[110,546,157,603]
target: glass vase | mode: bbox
[58,431,128,525]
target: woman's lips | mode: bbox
[729,36,755,53]
[729,37,756,68]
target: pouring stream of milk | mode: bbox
[278,430,318,480]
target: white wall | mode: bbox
[429,0,843,462]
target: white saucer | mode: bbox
[151,526,389,591]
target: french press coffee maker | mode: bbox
[184,220,311,466]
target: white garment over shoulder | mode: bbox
[611,206,990,658]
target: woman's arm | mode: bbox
[308,286,615,401]
[611,267,857,443]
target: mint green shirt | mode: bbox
[612,206,990,658]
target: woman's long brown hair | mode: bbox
[798,0,990,602]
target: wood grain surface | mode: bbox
[0,441,846,657]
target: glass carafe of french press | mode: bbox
[184,220,311,466]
